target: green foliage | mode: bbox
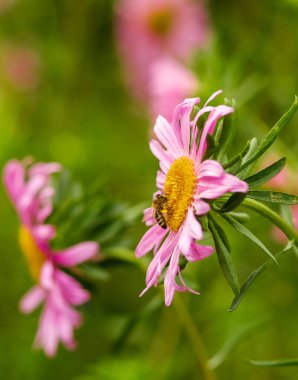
[229,242,293,311]
[247,358,298,367]
[247,190,298,204]
[208,216,240,295]
[245,157,287,188]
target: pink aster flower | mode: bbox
[3,159,99,356]
[148,57,199,121]
[116,0,210,101]
[136,91,248,306]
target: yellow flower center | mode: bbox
[164,157,196,232]
[18,226,45,282]
[148,9,173,36]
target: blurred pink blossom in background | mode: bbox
[3,159,99,356]
[116,0,210,119]
[148,57,199,121]
[0,45,40,91]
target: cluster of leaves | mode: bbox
[199,96,298,310]
[47,171,144,284]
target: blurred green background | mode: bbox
[0,0,297,379]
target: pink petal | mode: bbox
[19,286,45,314]
[55,270,90,305]
[179,208,203,255]
[40,261,55,290]
[183,242,213,262]
[193,199,210,215]
[154,115,183,157]
[29,162,62,176]
[143,207,155,226]
[172,97,200,152]
[197,105,234,161]
[164,246,180,306]
[149,139,173,170]
[52,242,98,267]
[198,160,224,178]
[204,89,222,106]
[3,160,25,205]
[136,224,167,258]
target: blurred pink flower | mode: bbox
[3,159,99,357]
[1,45,40,91]
[136,91,248,306]
[116,0,210,102]
[148,57,199,120]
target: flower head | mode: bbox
[116,0,210,102]
[136,91,248,306]
[4,159,99,356]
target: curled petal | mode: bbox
[197,105,234,161]
[136,224,167,258]
[3,160,25,204]
[183,242,213,262]
[52,242,98,267]
[154,116,183,157]
[143,207,155,226]
[19,286,45,314]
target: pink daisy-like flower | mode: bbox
[116,0,210,102]
[3,159,99,356]
[136,91,249,306]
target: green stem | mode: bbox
[173,296,217,380]
[107,248,217,379]
[242,198,298,243]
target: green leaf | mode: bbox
[214,192,247,213]
[209,214,231,252]
[229,242,293,311]
[223,140,251,171]
[221,214,277,265]
[245,157,287,188]
[237,96,298,173]
[216,112,235,161]
[202,133,216,160]
[247,358,298,367]
[247,190,298,204]
[228,212,250,223]
[208,216,240,295]
[242,198,298,245]
[237,138,258,178]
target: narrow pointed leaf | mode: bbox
[229,242,293,311]
[203,134,217,160]
[237,138,258,178]
[221,214,277,265]
[245,157,287,188]
[215,192,247,213]
[209,217,240,295]
[237,96,298,173]
[247,358,298,367]
[247,190,298,205]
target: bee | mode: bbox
[152,194,168,229]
